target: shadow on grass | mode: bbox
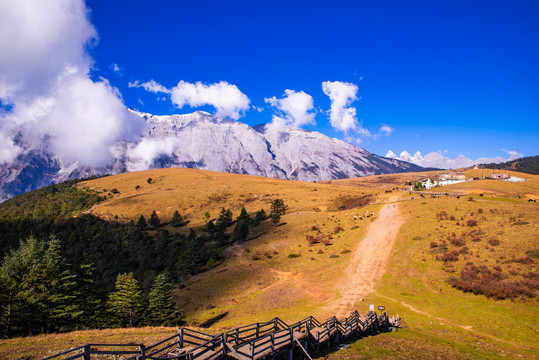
[199,312,229,328]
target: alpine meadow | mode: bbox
[1,0,538,359]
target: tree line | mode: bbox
[0,180,288,337]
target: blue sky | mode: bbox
[2,0,537,164]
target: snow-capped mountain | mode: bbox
[0,111,424,201]
[385,150,519,169]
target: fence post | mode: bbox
[178,327,184,348]
[256,323,260,338]
[235,328,240,346]
[222,333,227,355]
[138,344,146,360]
[83,344,91,360]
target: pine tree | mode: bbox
[251,209,267,226]
[269,199,287,226]
[107,273,145,327]
[74,262,101,329]
[0,236,77,336]
[170,210,183,227]
[232,207,250,242]
[136,215,147,229]
[149,211,160,228]
[270,199,288,216]
[147,274,183,326]
[216,208,233,231]
[270,212,281,226]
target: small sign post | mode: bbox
[369,304,374,313]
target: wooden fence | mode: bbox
[42,311,399,360]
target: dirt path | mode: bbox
[327,201,405,318]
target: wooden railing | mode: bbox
[41,311,400,360]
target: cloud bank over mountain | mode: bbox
[0,0,144,167]
[385,150,522,169]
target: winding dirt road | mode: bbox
[328,201,405,317]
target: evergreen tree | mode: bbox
[107,273,145,327]
[170,210,183,227]
[146,274,183,326]
[74,262,101,329]
[270,212,281,226]
[270,199,288,217]
[232,207,250,242]
[136,215,147,229]
[216,208,233,231]
[149,211,160,228]
[251,209,267,226]
[47,238,81,331]
[269,199,287,226]
[0,236,76,336]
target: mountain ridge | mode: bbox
[0,112,423,201]
[385,149,520,169]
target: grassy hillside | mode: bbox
[1,168,537,359]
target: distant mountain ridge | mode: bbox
[0,111,424,201]
[385,150,520,170]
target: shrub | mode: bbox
[341,249,351,254]
[333,194,373,210]
[448,263,537,300]
[449,237,466,246]
[287,253,300,259]
[488,239,501,246]
[439,250,460,262]
[329,254,340,258]
[111,188,119,194]
[506,257,534,265]
[306,235,319,244]
[311,225,319,231]
[430,241,439,248]
[466,219,478,227]
[322,238,333,246]
[512,221,529,226]
[333,226,344,234]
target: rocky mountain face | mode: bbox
[385,150,518,170]
[0,111,424,201]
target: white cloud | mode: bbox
[0,0,144,167]
[0,0,95,101]
[129,79,171,94]
[170,81,250,120]
[126,137,181,172]
[38,76,143,167]
[501,148,523,159]
[265,89,316,127]
[109,63,122,75]
[379,125,393,136]
[0,132,21,164]
[322,81,359,133]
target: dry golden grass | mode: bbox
[81,168,378,227]
[3,169,538,359]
